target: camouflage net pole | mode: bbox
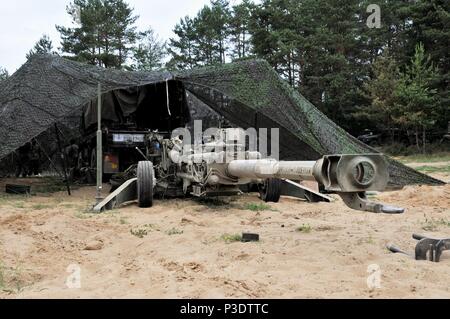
[96,83,103,204]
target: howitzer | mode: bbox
[131,128,404,214]
[226,155,403,214]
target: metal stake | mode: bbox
[96,83,103,204]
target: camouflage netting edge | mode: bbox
[176,59,444,187]
[0,54,444,187]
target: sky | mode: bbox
[0,0,242,74]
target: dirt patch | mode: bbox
[0,174,449,298]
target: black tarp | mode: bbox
[83,87,147,128]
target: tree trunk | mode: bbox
[288,53,293,87]
[242,32,246,58]
[218,37,224,64]
[119,47,122,68]
[415,128,420,152]
[422,126,426,154]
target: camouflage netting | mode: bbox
[0,54,444,187]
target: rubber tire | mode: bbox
[137,161,154,208]
[259,178,282,203]
[6,184,31,195]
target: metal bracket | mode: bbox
[387,234,450,262]
[280,179,333,203]
[93,178,137,212]
[414,234,450,262]
[339,192,405,214]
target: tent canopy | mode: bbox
[0,54,444,187]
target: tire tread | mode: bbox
[137,161,154,207]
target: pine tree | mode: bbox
[132,28,166,71]
[406,0,450,131]
[165,0,448,139]
[358,0,413,64]
[105,0,139,67]
[57,0,103,66]
[167,16,198,69]
[26,34,55,59]
[249,0,370,131]
[193,5,219,65]
[301,0,371,131]
[249,0,303,87]
[0,67,9,82]
[210,0,232,64]
[168,0,231,68]
[229,0,254,60]
[393,43,440,153]
[194,0,231,65]
[358,51,400,141]
[56,0,138,68]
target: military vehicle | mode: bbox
[77,82,189,179]
[94,128,404,214]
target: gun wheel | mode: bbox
[259,178,282,203]
[137,161,154,208]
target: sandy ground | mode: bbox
[0,166,449,299]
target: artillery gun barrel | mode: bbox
[227,154,404,214]
[227,160,318,181]
[227,154,390,194]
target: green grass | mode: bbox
[221,233,242,243]
[396,152,450,164]
[243,202,276,212]
[296,224,312,233]
[422,216,450,232]
[59,203,77,209]
[0,194,29,208]
[197,197,233,209]
[358,235,375,245]
[414,165,450,174]
[74,209,97,219]
[31,204,52,210]
[31,177,80,194]
[144,224,160,231]
[33,184,69,194]
[0,263,25,294]
[0,263,5,290]
[13,201,26,209]
[130,228,148,238]
[70,205,127,222]
[130,224,160,238]
[166,228,184,236]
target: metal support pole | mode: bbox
[96,83,103,204]
[165,79,171,116]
